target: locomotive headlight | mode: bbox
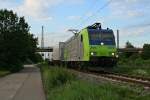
[101,42,104,45]
[91,52,94,55]
[112,53,115,56]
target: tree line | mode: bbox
[0,9,43,72]
[121,41,150,60]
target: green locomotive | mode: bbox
[58,23,118,67]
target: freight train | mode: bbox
[51,23,118,68]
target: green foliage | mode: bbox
[129,53,141,60]
[0,9,38,72]
[142,44,150,60]
[53,81,150,100]
[45,58,50,63]
[40,64,76,93]
[134,58,144,66]
[40,64,150,100]
[116,58,150,78]
[121,43,150,60]
[8,59,23,72]
[143,59,150,66]
[132,69,148,76]
[118,43,150,77]
[48,81,133,100]
[31,53,43,63]
[0,70,10,77]
[119,41,137,59]
[121,41,135,58]
[125,41,134,48]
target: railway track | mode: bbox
[99,73,150,87]
[73,69,150,88]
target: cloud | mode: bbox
[119,25,150,47]
[39,32,74,47]
[37,26,74,46]
[1,0,84,21]
[16,0,61,20]
[105,0,150,44]
[124,22,150,29]
[108,0,150,19]
[120,24,150,37]
[119,21,150,37]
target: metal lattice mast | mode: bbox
[117,30,119,49]
[41,26,44,48]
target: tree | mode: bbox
[142,44,150,60]
[125,41,134,48]
[124,41,135,58]
[0,9,38,72]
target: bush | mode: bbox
[0,59,23,73]
[132,69,148,76]
[142,44,150,60]
[143,60,150,66]
[0,71,10,77]
[9,63,23,73]
[8,59,23,73]
[31,53,43,63]
[134,58,144,66]
[122,41,135,58]
[41,64,76,92]
[129,53,141,60]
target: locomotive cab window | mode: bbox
[88,29,115,45]
[89,32,101,40]
[101,32,115,45]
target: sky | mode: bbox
[1,0,150,47]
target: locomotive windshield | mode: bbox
[88,29,115,45]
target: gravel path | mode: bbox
[0,65,46,100]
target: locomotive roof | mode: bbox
[87,23,113,33]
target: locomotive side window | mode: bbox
[81,35,83,42]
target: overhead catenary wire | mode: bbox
[79,0,100,20]
[72,0,100,30]
[76,0,113,29]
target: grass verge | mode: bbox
[0,70,10,77]
[114,59,150,78]
[40,63,150,100]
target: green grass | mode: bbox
[114,59,150,78]
[0,70,10,77]
[47,81,150,100]
[40,63,150,100]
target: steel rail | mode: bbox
[74,69,150,87]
